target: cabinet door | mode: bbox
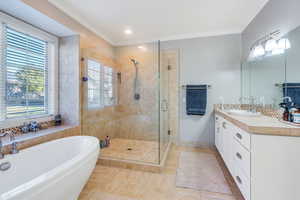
[222,120,234,173]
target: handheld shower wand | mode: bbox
[130,58,140,100]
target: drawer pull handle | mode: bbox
[236,152,242,160]
[236,133,242,140]
[222,122,226,129]
[236,176,242,184]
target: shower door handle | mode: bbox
[161,100,168,112]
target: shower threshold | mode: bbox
[98,138,171,173]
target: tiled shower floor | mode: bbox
[100,138,159,163]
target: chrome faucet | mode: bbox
[0,131,19,159]
[10,133,19,154]
[249,96,257,113]
[219,96,225,110]
[0,132,9,159]
[283,96,292,103]
[0,140,3,159]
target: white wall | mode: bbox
[161,34,241,147]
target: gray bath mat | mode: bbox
[176,152,232,194]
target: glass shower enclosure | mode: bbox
[81,41,171,165]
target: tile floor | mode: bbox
[79,145,244,200]
[100,138,159,163]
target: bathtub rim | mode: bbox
[0,136,99,200]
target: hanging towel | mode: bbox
[283,83,300,108]
[186,85,207,115]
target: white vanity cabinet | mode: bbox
[214,115,222,154]
[215,113,300,200]
[215,114,251,200]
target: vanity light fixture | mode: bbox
[271,38,290,55]
[278,38,291,50]
[248,49,255,61]
[248,30,292,61]
[265,39,278,52]
[253,44,265,57]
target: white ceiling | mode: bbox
[48,0,269,46]
[0,0,74,37]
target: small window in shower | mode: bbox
[87,59,116,109]
[103,66,115,106]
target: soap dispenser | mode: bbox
[279,103,289,121]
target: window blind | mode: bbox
[4,26,48,119]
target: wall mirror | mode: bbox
[241,25,300,109]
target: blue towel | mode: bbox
[186,85,207,115]
[283,83,300,108]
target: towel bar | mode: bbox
[275,83,300,88]
[181,85,211,89]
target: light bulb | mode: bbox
[265,39,278,51]
[278,38,291,49]
[248,49,255,61]
[138,46,147,51]
[253,45,265,57]
[124,29,133,35]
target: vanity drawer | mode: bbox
[234,166,251,200]
[233,126,251,150]
[233,138,250,178]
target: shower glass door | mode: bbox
[159,49,171,162]
[81,41,163,164]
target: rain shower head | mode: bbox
[130,58,139,65]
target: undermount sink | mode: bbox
[226,109,261,117]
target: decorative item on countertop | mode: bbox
[279,102,290,121]
[54,114,62,126]
[20,122,30,134]
[29,121,40,132]
[105,136,110,147]
[39,121,50,130]
[99,140,106,149]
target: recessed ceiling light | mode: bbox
[138,46,147,51]
[124,29,133,35]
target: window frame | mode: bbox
[87,58,102,109]
[0,12,58,128]
[86,58,116,110]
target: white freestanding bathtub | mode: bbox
[0,136,99,200]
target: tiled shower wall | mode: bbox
[114,43,160,141]
[81,46,160,142]
[81,48,121,141]
[81,45,178,143]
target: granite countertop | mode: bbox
[215,109,300,137]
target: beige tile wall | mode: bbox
[114,44,160,141]
[80,45,179,144]
[80,48,121,141]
